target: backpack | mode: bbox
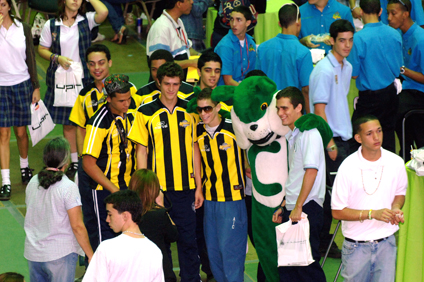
[220,0,258,31]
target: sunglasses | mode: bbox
[281,2,300,23]
[196,106,214,114]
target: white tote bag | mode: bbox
[29,100,56,147]
[276,212,314,267]
[54,62,83,107]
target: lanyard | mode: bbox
[240,37,250,79]
[163,11,189,48]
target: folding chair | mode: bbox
[123,0,160,33]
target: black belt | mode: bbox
[345,237,388,244]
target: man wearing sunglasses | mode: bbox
[128,62,203,282]
[387,0,424,159]
[257,3,313,112]
[347,0,403,154]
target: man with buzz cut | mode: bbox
[215,5,256,86]
[128,62,203,282]
[347,0,403,153]
[192,88,247,282]
[273,87,327,282]
[197,51,222,90]
[83,190,164,282]
[309,19,354,257]
[257,3,313,112]
[387,0,424,159]
[332,115,407,282]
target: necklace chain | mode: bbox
[123,230,143,236]
[360,166,384,195]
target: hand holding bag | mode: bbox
[54,61,83,107]
[275,212,314,266]
[29,100,56,146]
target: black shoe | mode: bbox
[66,162,78,179]
[0,185,11,201]
[320,242,342,259]
[21,167,34,184]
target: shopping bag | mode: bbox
[407,149,424,176]
[275,212,314,266]
[29,100,56,147]
[54,62,83,107]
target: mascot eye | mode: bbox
[261,102,268,111]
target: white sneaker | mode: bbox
[92,33,106,43]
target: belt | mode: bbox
[345,237,388,244]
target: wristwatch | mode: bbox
[400,66,406,74]
[327,144,337,152]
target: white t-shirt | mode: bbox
[24,175,84,262]
[0,19,30,86]
[40,12,98,63]
[83,234,164,282]
[331,147,408,240]
[146,10,192,57]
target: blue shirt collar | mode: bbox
[228,29,244,43]
[312,0,334,11]
[363,22,383,29]
[326,51,347,68]
[403,22,418,40]
[277,33,299,40]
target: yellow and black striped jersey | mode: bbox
[83,104,136,190]
[69,82,141,128]
[197,118,245,202]
[136,81,195,105]
[128,97,196,192]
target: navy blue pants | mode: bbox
[164,189,200,282]
[279,200,326,282]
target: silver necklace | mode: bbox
[360,166,384,195]
[123,230,143,236]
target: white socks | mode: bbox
[71,152,78,163]
[1,169,11,186]
[20,156,29,168]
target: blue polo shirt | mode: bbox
[380,0,424,26]
[214,29,256,85]
[402,23,424,93]
[347,22,403,91]
[309,52,352,141]
[299,0,354,54]
[256,34,313,90]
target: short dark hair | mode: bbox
[276,86,305,111]
[86,44,111,61]
[388,0,411,12]
[232,5,253,21]
[197,88,218,105]
[352,115,380,134]
[0,272,25,282]
[165,0,184,9]
[329,19,355,40]
[157,62,184,84]
[360,0,381,14]
[198,51,222,70]
[245,69,267,79]
[104,190,143,224]
[278,3,300,29]
[149,49,174,69]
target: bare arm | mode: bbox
[136,144,148,169]
[391,195,405,224]
[403,67,424,84]
[289,168,318,222]
[76,127,86,156]
[302,86,310,114]
[38,45,73,70]
[68,206,94,262]
[82,155,119,193]
[314,103,337,160]
[332,202,402,224]
[90,0,109,24]
[300,35,320,48]
[176,58,198,69]
[223,75,239,86]
[194,142,204,209]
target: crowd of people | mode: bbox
[0,0,421,281]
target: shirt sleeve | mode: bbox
[128,109,149,147]
[300,129,323,170]
[412,0,424,26]
[63,181,82,211]
[347,38,361,77]
[82,244,109,282]
[69,94,87,128]
[298,50,314,88]
[147,23,172,56]
[395,159,408,196]
[83,124,107,158]
[39,19,52,48]
[331,163,350,210]
[215,42,234,76]
[309,65,332,107]
[86,11,100,30]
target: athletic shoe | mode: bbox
[66,162,78,179]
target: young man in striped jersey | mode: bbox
[82,74,137,252]
[128,62,203,282]
[193,87,247,282]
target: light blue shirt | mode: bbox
[347,22,403,91]
[257,33,313,90]
[309,52,352,141]
[401,23,424,93]
[380,0,424,26]
[285,127,326,210]
[299,0,354,54]
[214,29,257,85]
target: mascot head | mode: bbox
[212,76,290,149]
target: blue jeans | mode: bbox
[204,199,248,282]
[101,0,130,33]
[28,253,78,282]
[341,235,397,282]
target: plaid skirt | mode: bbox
[0,79,33,127]
[44,86,74,125]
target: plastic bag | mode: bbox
[276,212,314,266]
[29,100,56,147]
[54,62,83,107]
[406,149,424,176]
